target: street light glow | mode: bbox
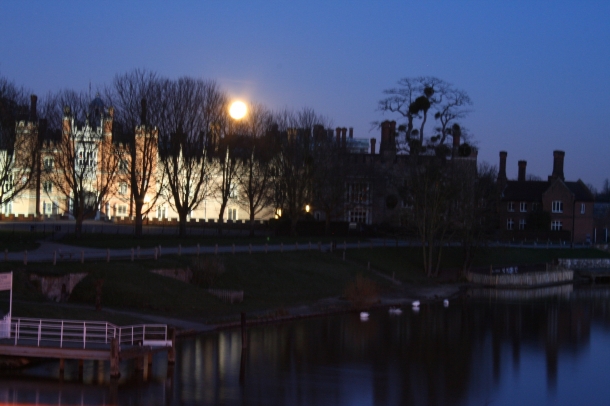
[229,101,247,120]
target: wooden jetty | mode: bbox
[0,317,175,378]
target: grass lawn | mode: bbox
[0,251,392,325]
[346,246,610,281]
[0,230,43,252]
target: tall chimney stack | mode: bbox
[518,160,527,182]
[341,127,347,148]
[370,138,376,155]
[336,127,341,145]
[498,151,508,186]
[551,150,565,181]
[349,127,353,139]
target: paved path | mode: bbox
[6,239,402,263]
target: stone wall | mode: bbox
[29,273,87,302]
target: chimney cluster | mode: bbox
[550,150,565,181]
[498,150,567,183]
[498,151,508,186]
[379,120,396,155]
[518,160,527,182]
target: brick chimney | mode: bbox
[349,127,353,139]
[370,138,376,154]
[518,160,527,182]
[336,127,341,145]
[498,151,508,186]
[30,94,37,121]
[550,150,565,181]
[341,127,347,148]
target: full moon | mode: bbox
[229,101,247,120]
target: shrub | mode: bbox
[344,274,379,310]
[191,256,225,288]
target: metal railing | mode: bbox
[9,317,168,349]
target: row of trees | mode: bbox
[0,70,361,238]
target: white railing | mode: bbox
[9,318,169,349]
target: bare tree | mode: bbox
[107,69,164,236]
[40,90,120,237]
[234,103,276,236]
[271,108,331,235]
[378,77,472,148]
[0,76,38,212]
[157,77,227,237]
[212,114,242,234]
[311,125,350,235]
[402,152,458,277]
[453,161,498,275]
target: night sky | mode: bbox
[1,1,608,189]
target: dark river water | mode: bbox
[2,284,610,405]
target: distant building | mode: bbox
[498,150,595,244]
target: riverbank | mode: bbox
[2,244,607,335]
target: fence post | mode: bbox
[215,244,218,255]
[137,246,140,259]
[110,338,120,378]
[178,244,181,256]
[280,243,283,253]
[158,245,162,257]
[309,242,311,250]
[53,251,57,266]
[167,328,176,365]
[265,243,268,254]
[131,248,134,262]
[4,249,6,262]
[241,312,248,349]
[60,321,64,348]
[83,322,86,349]
[249,244,252,254]
[106,249,110,263]
[197,243,200,257]
[23,251,27,266]
[81,251,84,264]
[295,242,298,251]
[232,244,235,254]
[154,247,158,260]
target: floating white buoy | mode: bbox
[412,306,420,314]
[412,300,420,308]
[389,307,402,315]
[443,299,449,308]
[360,312,369,321]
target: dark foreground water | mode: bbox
[2,285,610,405]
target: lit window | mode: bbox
[520,202,527,212]
[507,218,514,230]
[228,208,237,220]
[119,183,128,195]
[552,201,563,213]
[117,205,127,215]
[349,209,368,224]
[519,219,526,230]
[43,157,54,171]
[551,220,563,231]
[507,202,515,212]
[43,181,53,193]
